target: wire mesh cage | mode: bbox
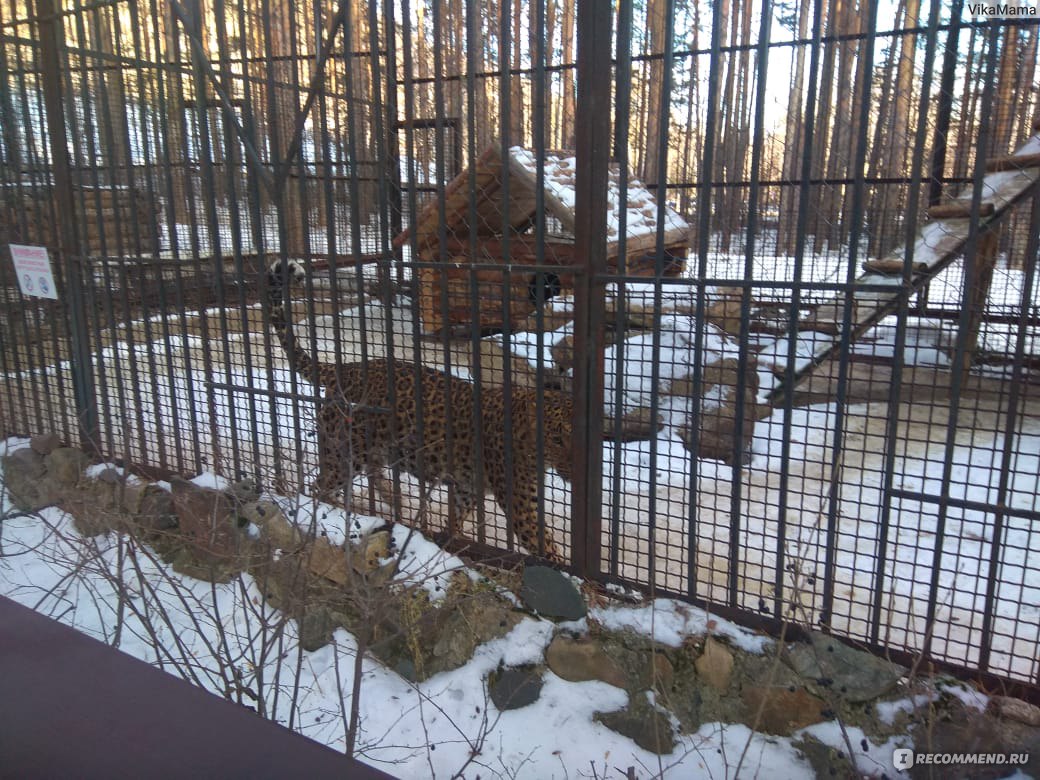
[1,0,1038,693]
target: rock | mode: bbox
[393,658,417,682]
[740,686,827,736]
[606,406,662,442]
[60,495,115,537]
[590,634,675,694]
[8,447,46,479]
[704,290,744,336]
[96,467,122,484]
[170,555,236,584]
[488,666,543,711]
[121,481,147,514]
[47,447,89,487]
[29,433,62,455]
[241,501,300,550]
[135,486,177,533]
[695,637,735,691]
[792,735,856,778]
[429,593,520,675]
[228,478,261,504]
[783,631,904,703]
[308,539,351,585]
[299,607,336,652]
[170,477,242,565]
[989,696,1040,727]
[353,530,391,575]
[909,698,1040,780]
[674,358,761,465]
[476,339,546,391]
[545,635,627,689]
[596,696,676,755]
[520,566,586,621]
[649,653,675,692]
[1,449,61,511]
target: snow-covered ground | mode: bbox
[0,445,927,778]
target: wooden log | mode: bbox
[985,152,1040,173]
[962,229,999,383]
[927,201,995,219]
[862,258,929,275]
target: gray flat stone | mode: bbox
[30,433,63,455]
[488,666,543,711]
[520,566,586,621]
[47,447,89,487]
[784,631,904,703]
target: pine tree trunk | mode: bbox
[777,1,809,256]
[643,0,667,188]
[560,0,575,148]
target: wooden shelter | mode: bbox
[393,145,692,333]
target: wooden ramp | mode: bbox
[766,129,1040,403]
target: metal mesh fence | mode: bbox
[1,0,1039,692]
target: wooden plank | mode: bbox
[610,225,691,257]
[927,201,995,219]
[985,152,1040,172]
[395,145,502,250]
[862,258,929,275]
[766,132,1040,404]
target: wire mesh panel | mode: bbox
[0,0,1038,693]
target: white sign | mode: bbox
[9,244,58,300]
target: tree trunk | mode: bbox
[509,0,524,144]
[560,0,575,148]
[643,0,667,188]
[777,1,809,256]
[873,0,919,256]
[268,0,305,252]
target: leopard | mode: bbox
[267,258,574,563]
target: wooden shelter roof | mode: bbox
[394,144,691,258]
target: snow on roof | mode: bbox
[509,146,690,244]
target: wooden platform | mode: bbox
[773,130,1040,402]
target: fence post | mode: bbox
[570,0,611,576]
[33,0,99,450]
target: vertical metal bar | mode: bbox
[772,0,825,614]
[571,0,611,576]
[738,0,773,612]
[644,0,677,590]
[366,0,402,522]
[464,0,487,544]
[608,0,633,578]
[977,188,1040,674]
[921,19,1002,662]
[186,0,232,476]
[33,0,99,450]
[690,0,729,605]
[817,0,882,630]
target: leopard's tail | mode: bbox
[266,258,325,385]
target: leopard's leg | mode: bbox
[370,470,402,521]
[446,485,478,539]
[491,482,564,565]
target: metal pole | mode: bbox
[570,0,611,575]
[34,0,99,450]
